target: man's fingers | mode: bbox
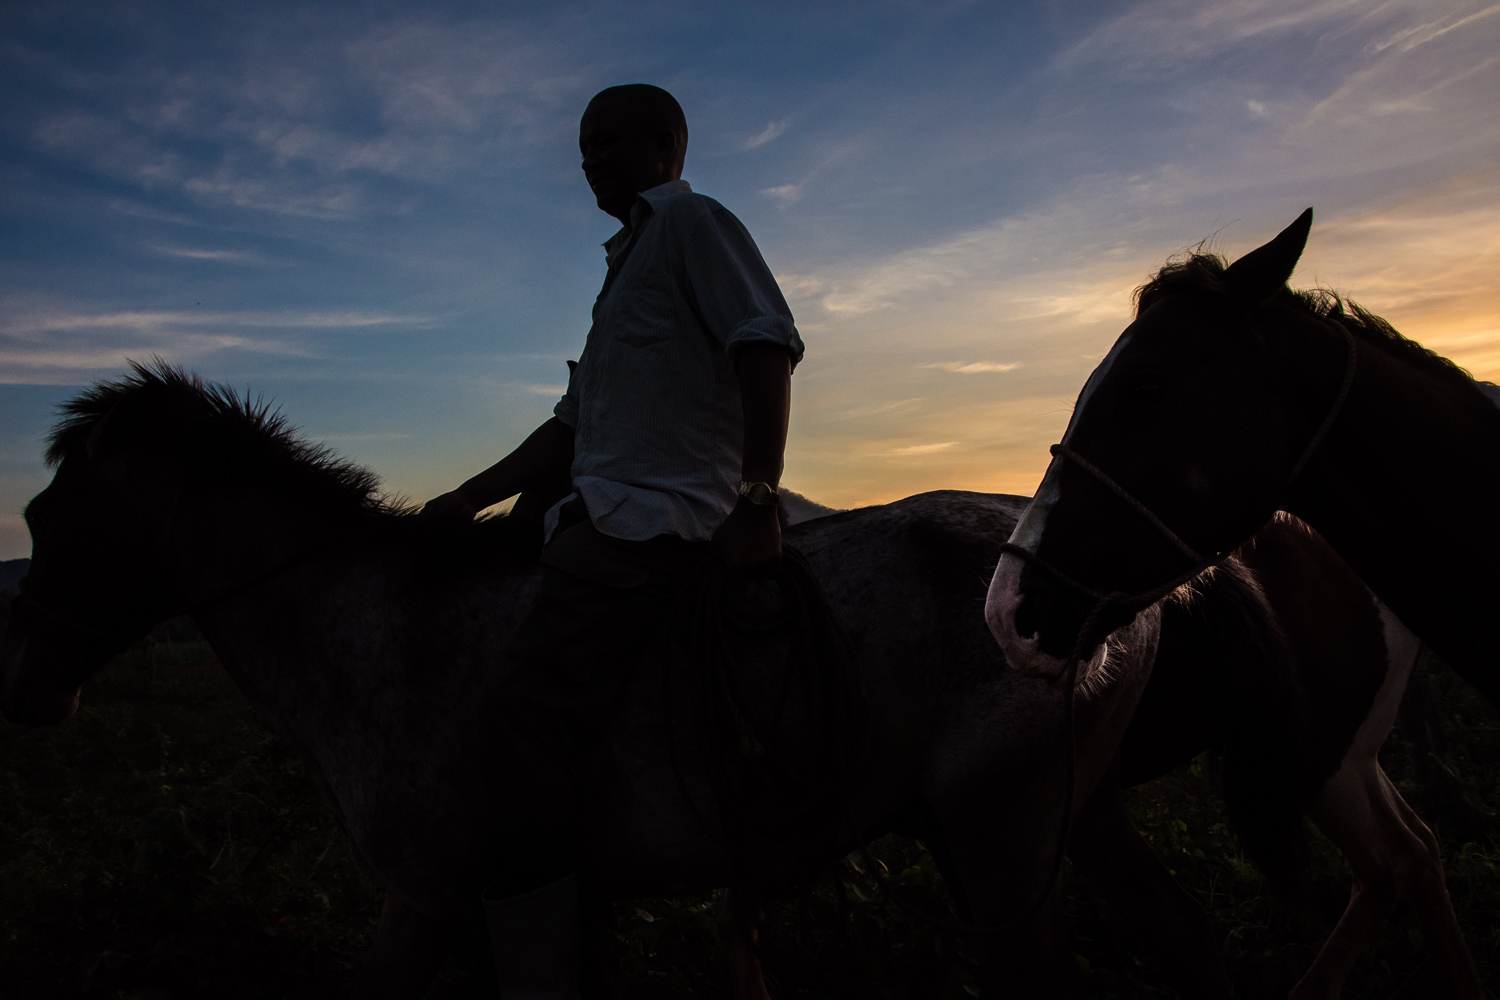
[419,491,476,523]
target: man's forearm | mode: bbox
[455,416,575,510]
[735,343,791,486]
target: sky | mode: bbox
[2,0,1497,559]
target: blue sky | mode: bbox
[3,0,1498,558]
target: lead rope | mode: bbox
[846,589,1122,935]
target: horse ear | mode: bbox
[1223,208,1313,305]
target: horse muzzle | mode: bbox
[986,553,1072,679]
[987,553,1141,679]
[0,627,88,726]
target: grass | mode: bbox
[1,629,1496,999]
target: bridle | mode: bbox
[999,316,1358,607]
[977,315,1358,933]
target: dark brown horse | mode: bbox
[986,210,1489,998]
[987,208,1500,707]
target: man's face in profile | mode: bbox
[579,101,675,224]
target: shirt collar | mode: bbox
[602,179,693,260]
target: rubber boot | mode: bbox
[482,872,582,999]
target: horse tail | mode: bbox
[1158,556,1311,900]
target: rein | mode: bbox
[982,316,1358,931]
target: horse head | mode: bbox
[986,209,1330,677]
[1,366,209,724]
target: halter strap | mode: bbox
[1047,443,1203,563]
[1034,314,1358,590]
[1288,318,1358,484]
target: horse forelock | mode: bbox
[1134,251,1481,400]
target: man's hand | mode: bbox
[712,498,782,576]
[419,490,478,525]
[418,417,574,531]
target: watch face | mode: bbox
[744,482,775,505]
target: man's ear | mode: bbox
[656,130,682,170]
[1223,208,1313,305]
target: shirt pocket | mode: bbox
[609,279,676,347]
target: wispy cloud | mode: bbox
[150,246,276,264]
[0,333,309,382]
[0,305,439,383]
[744,119,789,149]
[838,398,923,419]
[22,15,593,219]
[876,441,958,457]
[761,183,801,204]
[1057,0,1384,77]
[1366,3,1500,55]
[923,361,1020,373]
[1,308,430,335]
[314,431,415,443]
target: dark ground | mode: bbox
[1,621,1496,999]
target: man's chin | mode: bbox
[595,195,633,222]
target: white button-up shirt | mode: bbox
[550,180,803,542]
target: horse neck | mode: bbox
[1284,325,1500,693]
[168,483,487,751]
[169,489,375,738]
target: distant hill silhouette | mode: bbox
[0,558,29,595]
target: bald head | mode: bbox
[580,85,689,224]
[585,85,688,159]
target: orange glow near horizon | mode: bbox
[781,172,1500,509]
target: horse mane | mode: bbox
[48,360,545,564]
[47,359,397,512]
[1134,252,1480,396]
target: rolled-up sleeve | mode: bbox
[682,204,804,367]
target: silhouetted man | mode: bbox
[423,84,801,998]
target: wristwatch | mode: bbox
[738,481,780,507]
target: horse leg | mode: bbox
[350,894,455,1000]
[1384,773,1484,999]
[972,880,1072,1000]
[930,797,1075,999]
[716,887,773,1000]
[1068,761,1231,998]
[1294,762,1481,1000]
[1292,608,1481,1000]
[581,898,625,1000]
[923,830,975,920]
